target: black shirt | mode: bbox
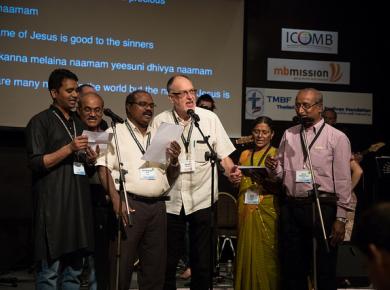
[26,105,94,261]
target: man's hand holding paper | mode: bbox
[142,122,183,164]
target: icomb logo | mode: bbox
[282,28,338,54]
[267,58,350,85]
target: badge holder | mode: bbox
[191,116,224,290]
[110,120,134,290]
[301,124,330,290]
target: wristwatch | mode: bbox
[169,160,179,167]
[336,217,347,223]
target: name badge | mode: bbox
[139,168,156,180]
[244,189,259,205]
[180,159,195,173]
[296,170,312,183]
[73,162,86,175]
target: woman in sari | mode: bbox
[235,116,280,290]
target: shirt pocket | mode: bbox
[311,148,333,176]
[194,141,209,163]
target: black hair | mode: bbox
[196,94,216,110]
[125,89,151,115]
[251,116,274,132]
[250,116,274,153]
[125,89,150,105]
[354,203,390,257]
[48,68,78,92]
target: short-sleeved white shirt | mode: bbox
[152,107,235,215]
[96,119,170,197]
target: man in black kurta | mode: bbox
[26,68,95,290]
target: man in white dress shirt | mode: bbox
[152,75,241,290]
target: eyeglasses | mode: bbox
[82,107,103,115]
[130,102,156,109]
[295,102,320,111]
[169,89,197,98]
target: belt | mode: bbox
[127,192,170,203]
[284,191,338,203]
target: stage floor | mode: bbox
[0,266,373,290]
[0,266,235,290]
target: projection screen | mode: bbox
[0,0,244,136]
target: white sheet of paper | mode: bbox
[142,122,184,164]
[82,130,113,152]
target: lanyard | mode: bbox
[172,110,193,153]
[125,120,151,155]
[52,110,76,141]
[300,122,326,163]
[250,145,271,166]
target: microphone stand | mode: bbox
[301,124,330,290]
[191,117,223,290]
[110,120,134,290]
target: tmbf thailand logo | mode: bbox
[282,28,338,54]
[245,88,264,119]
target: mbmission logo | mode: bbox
[281,28,338,54]
[267,58,349,85]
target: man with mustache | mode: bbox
[78,90,108,133]
[152,75,241,290]
[26,68,96,290]
[265,88,353,290]
[96,90,181,290]
[77,90,110,290]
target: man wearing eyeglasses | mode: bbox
[77,90,108,133]
[152,75,241,290]
[96,90,181,290]
[265,88,353,290]
[77,90,110,290]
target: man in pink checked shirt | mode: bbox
[265,88,353,290]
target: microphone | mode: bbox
[292,115,301,125]
[296,115,314,127]
[187,109,200,122]
[103,108,124,124]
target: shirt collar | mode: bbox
[126,118,151,135]
[50,105,74,123]
[172,109,191,126]
[303,118,324,134]
[312,118,325,134]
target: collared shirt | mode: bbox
[26,105,93,261]
[151,107,235,215]
[274,118,352,218]
[96,118,170,197]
